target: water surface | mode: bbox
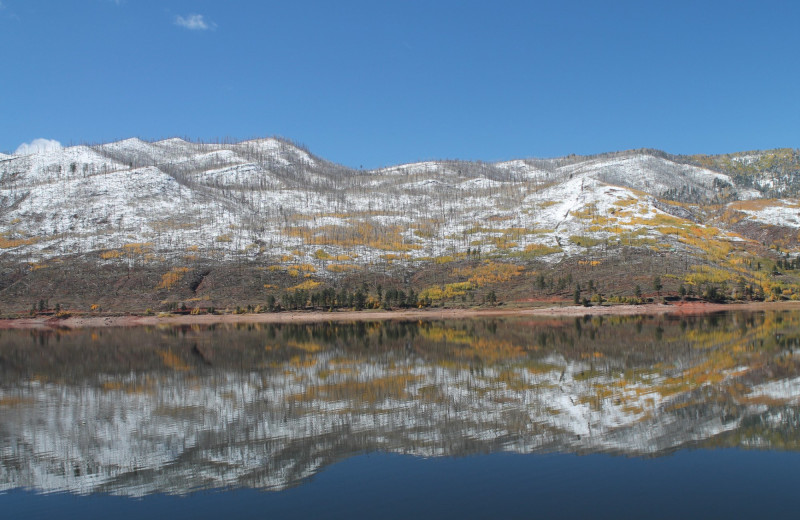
[1,311,800,517]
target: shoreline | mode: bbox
[3,300,800,330]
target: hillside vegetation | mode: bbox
[1,138,799,314]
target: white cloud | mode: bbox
[174,14,215,31]
[14,138,62,155]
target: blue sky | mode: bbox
[1,0,798,168]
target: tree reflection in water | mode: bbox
[1,311,800,495]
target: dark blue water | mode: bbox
[3,449,798,520]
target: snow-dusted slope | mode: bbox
[561,154,760,200]
[727,199,800,227]
[0,139,790,270]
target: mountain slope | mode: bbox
[1,138,799,311]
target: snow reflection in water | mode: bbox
[1,311,800,496]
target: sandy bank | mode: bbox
[3,301,800,330]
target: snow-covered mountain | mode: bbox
[1,138,799,310]
[0,138,786,263]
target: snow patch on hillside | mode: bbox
[459,177,503,189]
[733,200,800,227]
[234,138,316,166]
[494,159,554,181]
[558,154,759,200]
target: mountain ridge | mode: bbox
[1,137,799,312]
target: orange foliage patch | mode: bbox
[156,267,190,290]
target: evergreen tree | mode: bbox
[653,276,663,296]
[354,289,366,310]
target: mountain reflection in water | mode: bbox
[1,311,800,496]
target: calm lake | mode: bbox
[2,311,800,518]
